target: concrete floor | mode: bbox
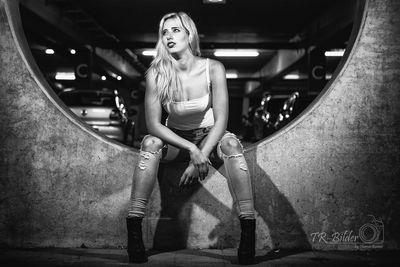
[1,248,399,267]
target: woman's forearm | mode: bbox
[147,122,196,152]
[199,120,226,157]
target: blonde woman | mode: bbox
[127,12,256,265]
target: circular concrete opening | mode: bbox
[7,0,366,150]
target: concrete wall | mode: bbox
[1,0,399,250]
[0,0,137,248]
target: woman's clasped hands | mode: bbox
[179,145,211,188]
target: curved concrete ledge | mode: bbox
[1,0,399,250]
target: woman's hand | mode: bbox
[189,145,210,180]
[179,163,198,188]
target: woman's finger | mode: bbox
[202,163,209,178]
[199,164,207,180]
[179,173,188,188]
[183,175,190,186]
[195,164,204,180]
[190,176,199,185]
[187,176,194,186]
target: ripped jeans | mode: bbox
[128,126,255,219]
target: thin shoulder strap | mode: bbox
[206,58,211,91]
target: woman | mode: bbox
[126,12,256,265]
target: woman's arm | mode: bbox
[145,71,210,177]
[200,60,229,157]
[145,70,196,151]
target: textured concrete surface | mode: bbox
[1,0,400,251]
[246,0,400,250]
[0,0,137,248]
[1,248,400,267]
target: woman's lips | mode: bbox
[167,42,176,48]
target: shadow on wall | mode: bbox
[252,145,311,249]
[143,151,311,257]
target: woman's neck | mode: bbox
[172,52,196,73]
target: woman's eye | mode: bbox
[173,28,180,33]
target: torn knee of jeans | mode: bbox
[219,134,244,154]
[138,150,160,170]
[140,134,167,154]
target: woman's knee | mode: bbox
[220,136,243,156]
[141,135,164,152]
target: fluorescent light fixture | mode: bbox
[324,49,345,57]
[87,121,109,126]
[70,49,76,54]
[226,73,238,79]
[117,75,122,80]
[203,0,226,3]
[283,74,300,80]
[55,72,75,80]
[92,109,107,113]
[53,82,63,89]
[226,70,238,79]
[142,50,156,56]
[101,76,107,81]
[45,49,55,54]
[214,49,259,57]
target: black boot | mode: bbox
[126,217,147,263]
[238,218,256,265]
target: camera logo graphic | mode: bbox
[358,215,384,244]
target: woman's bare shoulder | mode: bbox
[208,58,226,75]
[146,68,157,80]
[146,69,157,88]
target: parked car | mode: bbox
[58,88,134,144]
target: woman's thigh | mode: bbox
[162,143,190,162]
[160,128,241,164]
[161,127,210,162]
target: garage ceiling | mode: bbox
[20,0,357,96]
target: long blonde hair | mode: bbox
[147,12,201,104]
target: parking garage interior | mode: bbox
[19,0,356,147]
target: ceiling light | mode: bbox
[70,49,76,54]
[226,73,238,79]
[117,75,122,81]
[53,82,63,89]
[214,49,259,57]
[55,72,75,80]
[324,49,345,57]
[101,76,107,81]
[203,0,226,4]
[142,50,156,56]
[226,70,238,79]
[283,74,300,80]
[45,48,54,54]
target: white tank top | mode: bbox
[164,58,214,130]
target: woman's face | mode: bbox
[161,17,190,55]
